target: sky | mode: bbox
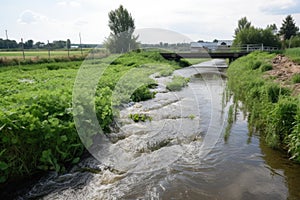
[1,0,300,44]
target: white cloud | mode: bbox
[260,0,300,14]
[263,0,296,9]
[17,10,48,24]
[5,0,300,44]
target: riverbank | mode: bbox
[227,50,300,162]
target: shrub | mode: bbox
[131,85,155,102]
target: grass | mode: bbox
[0,49,109,67]
[166,75,190,91]
[284,47,300,64]
[260,63,273,72]
[227,51,300,162]
[0,49,90,58]
[224,105,234,142]
[292,73,300,83]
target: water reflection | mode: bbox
[260,137,300,200]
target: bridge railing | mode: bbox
[213,44,279,53]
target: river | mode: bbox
[11,60,300,199]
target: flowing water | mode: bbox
[8,60,300,199]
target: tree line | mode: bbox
[233,15,300,48]
[0,39,71,50]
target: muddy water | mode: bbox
[20,60,300,200]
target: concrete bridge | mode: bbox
[160,44,279,63]
[160,52,250,63]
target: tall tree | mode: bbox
[267,24,278,34]
[279,15,299,40]
[66,39,71,49]
[104,5,139,53]
[234,17,252,36]
[233,26,280,47]
[24,39,34,49]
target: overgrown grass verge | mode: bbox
[227,51,300,162]
[0,50,185,183]
[284,48,300,64]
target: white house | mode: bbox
[190,40,233,52]
[190,42,218,52]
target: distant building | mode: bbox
[190,42,217,52]
[217,40,233,46]
[190,40,233,52]
[71,45,79,49]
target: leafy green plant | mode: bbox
[131,85,155,102]
[188,114,195,120]
[129,113,152,122]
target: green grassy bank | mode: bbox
[0,50,191,183]
[227,51,300,162]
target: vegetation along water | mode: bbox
[227,48,300,162]
[0,50,191,185]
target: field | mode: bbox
[0,50,190,183]
[0,49,91,59]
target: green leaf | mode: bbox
[0,161,9,170]
[0,149,6,157]
[72,157,80,164]
[0,176,7,183]
[60,135,68,142]
[0,124,6,131]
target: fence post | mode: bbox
[21,38,25,60]
[48,40,50,59]
[261,43,264,51]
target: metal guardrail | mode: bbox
[209,44,279,53]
